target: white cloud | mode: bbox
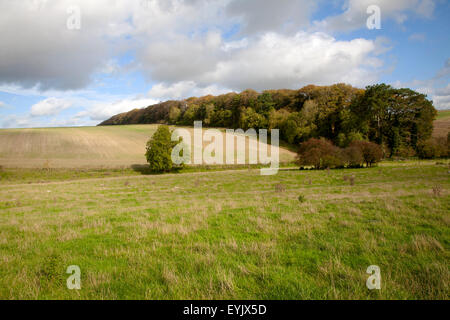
[0,101,6,108]
[1,114,40,128]
[0,0,442,127]
[142,31,385,93]
[31,97,72,116]
[0,0,397,94]
[206,32,383,90]
[149,81,231,100]
[313,0,436,32]
[87,98,159,121]
[1,0,422,97]
[432,84,450,109]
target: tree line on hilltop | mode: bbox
[100,83,449,160]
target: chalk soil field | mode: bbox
[0,125,296,168]
[0,162,448,299]
[434,110,450,138]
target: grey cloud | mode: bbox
[226,0,316,35]
[0,0,129,91]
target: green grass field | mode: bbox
[0,161,448,299]
[436,110,450,120]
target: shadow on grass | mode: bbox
[130,164,182,175]
[131,162,298,175]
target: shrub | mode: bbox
[145,125,178,172]
[298,138,383,169]
[298,195,306,203]
[343,145,364,168]
[349,141,383,167]
[296,138,344,169]
[416,139,447,159]
[435,137,449,158]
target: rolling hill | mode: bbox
[0,125,296,169]
[433,110,450,138]
[0,109,448,169]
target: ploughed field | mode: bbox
[0,161,448,299]
[0,125,296,168]
[434,110,450,138]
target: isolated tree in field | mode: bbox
[145,126,177,172]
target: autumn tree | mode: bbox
[349,141,383,167]
[297,138,343,169]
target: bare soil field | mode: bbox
[0,125,296,168]
[433,110,450,138]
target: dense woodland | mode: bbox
[100,83,447,159]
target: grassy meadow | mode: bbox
[0,161,448,299]
[0,118,449,300]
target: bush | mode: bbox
[297,138,383,169]
[349,141,383,167]
[416,138,447,159]
[145,126,178,172]
[343,145,364,168]
[296,138,344,169]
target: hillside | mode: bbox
[433,110,450,138]
[0,125,296,169]
[99,84,439,160]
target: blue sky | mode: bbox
[0,0,449,128]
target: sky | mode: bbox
[0,0,449,128]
